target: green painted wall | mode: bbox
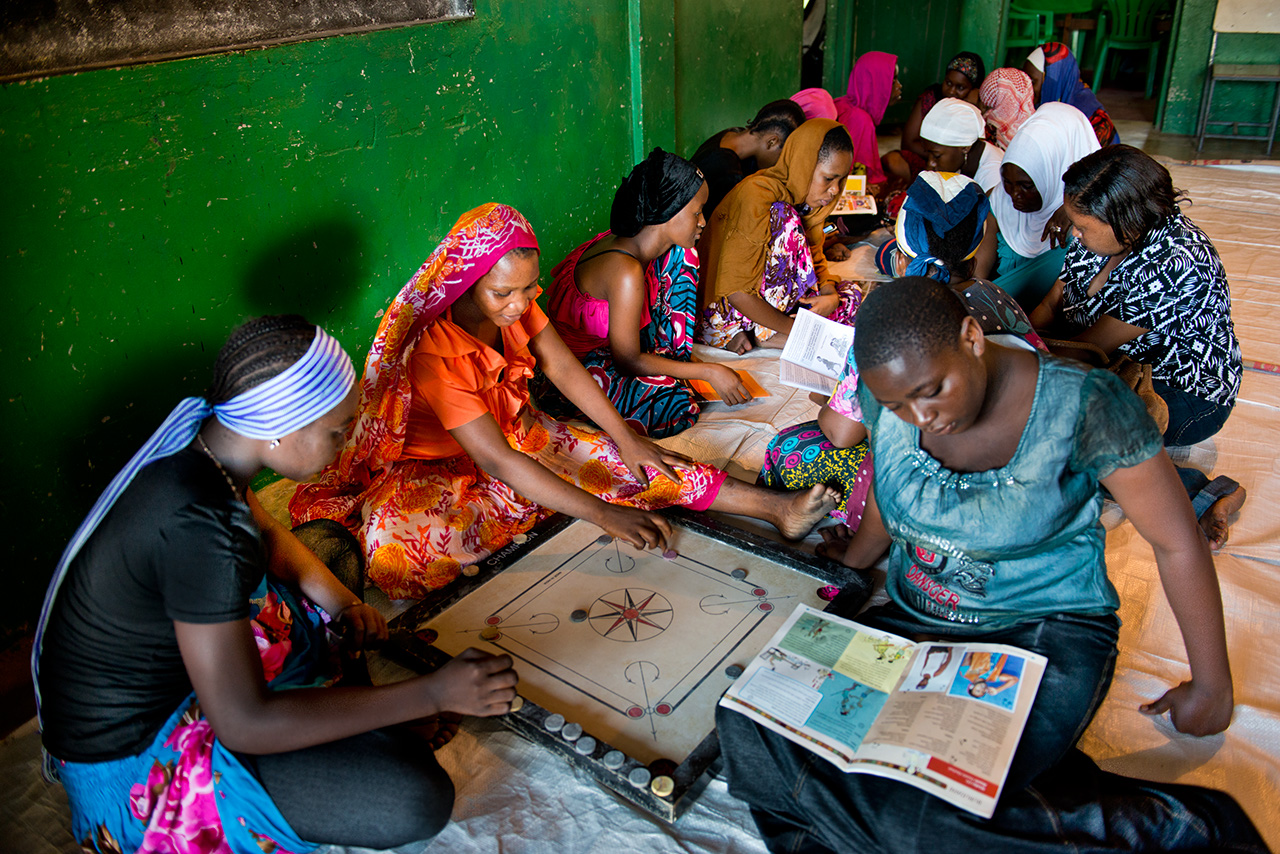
[958,0,1009,74]
[1162,0,1280,137]
[0,0,800,643]
[672,0,804,155]
[822,0,964,126]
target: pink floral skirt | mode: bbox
[54,576,339,854]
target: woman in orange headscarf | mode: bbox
[696,119,863,354]
[291,204,838,600]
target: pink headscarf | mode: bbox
[980,68,1036,149]
[839,51,898,125]
[791,87,838,121]
[290,203,539,526]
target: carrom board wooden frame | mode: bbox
[384,509,853,822]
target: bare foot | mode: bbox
[777,484,840,540]
[1199,486,1247,552]
[403,711,463,750]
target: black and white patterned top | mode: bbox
[1059,210,1241,406]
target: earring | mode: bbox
[268,439,280,449]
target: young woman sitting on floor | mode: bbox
[689,100,808,216]
[539,148,747,439]
[760,172,1043,530]
[1031,145,1246,549]
[35,316,519,854]
[1024,42,1119,147]
[290,204,837,600]
[990,101,1100,309]
[882,51,986,184]
[717,277,1264,854]
[696,119,862,355]
[916,97,1005,196]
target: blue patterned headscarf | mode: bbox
[894,171,990,284]
[32,326,355,733]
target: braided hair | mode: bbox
[208,314,317,405]
[817,124,854,163]
[746,99,807,138]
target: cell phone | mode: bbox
[822,221,838,235]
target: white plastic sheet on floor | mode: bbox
[4,161,1279,854]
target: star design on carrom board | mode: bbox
[592,589,672,641]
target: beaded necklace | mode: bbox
[196,434,243,500]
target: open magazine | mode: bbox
[778,308,853,395]
[720,604,1046,818]
[832,173,878,216]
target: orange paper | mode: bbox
[689,369,770,401]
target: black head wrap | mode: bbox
[609,148,705,237]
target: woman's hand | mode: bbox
[334,602,388,652]
[1041,205,1072,249]
[615,432,690,489]
[429,648,520,717]
[600,505,674,552]
[800,291,841,318]
[705,363,750,406]
[1140,678,1234,736]
[726,330,755,355]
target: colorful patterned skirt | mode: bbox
[759,421,873,526]
[297,407,728,600]
[536,246,700,439]
[697,202,861,349]
[55,576,340,854]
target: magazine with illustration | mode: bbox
[719,603,1047,818]
[832,173,878,216]
[778,308,854,395]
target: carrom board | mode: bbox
[385,509,855,821]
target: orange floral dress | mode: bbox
[290,204,725,600]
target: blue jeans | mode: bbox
[716,603,1266,853]
[1156,380,1234,446]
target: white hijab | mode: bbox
[991,102,1100,258]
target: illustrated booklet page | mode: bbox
[778,308,854,395]
[719,604,1047,817]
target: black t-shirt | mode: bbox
[691,128,759,216]
[39,447,266,762]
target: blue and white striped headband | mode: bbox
[32,326,354,736]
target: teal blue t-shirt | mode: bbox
[858,352,1163,631]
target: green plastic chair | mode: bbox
[1091,0,1166,98]
[1003,2,1055,67]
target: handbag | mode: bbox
[1040,338,1170,435]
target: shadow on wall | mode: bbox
[240,217,368,322]
[8,218,372,644]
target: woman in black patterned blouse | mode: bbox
[1031,145,1246,549]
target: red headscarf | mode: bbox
[980,68,1036,149]
[290,203,539,527]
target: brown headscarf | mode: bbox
[698,118,844,303]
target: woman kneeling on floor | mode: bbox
[291,204,837,600]
[35,316,519,854]
[539,148,749,438]
[697,119,863,354]
[717,277,1264,853]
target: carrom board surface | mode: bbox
[386,510,856,821]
